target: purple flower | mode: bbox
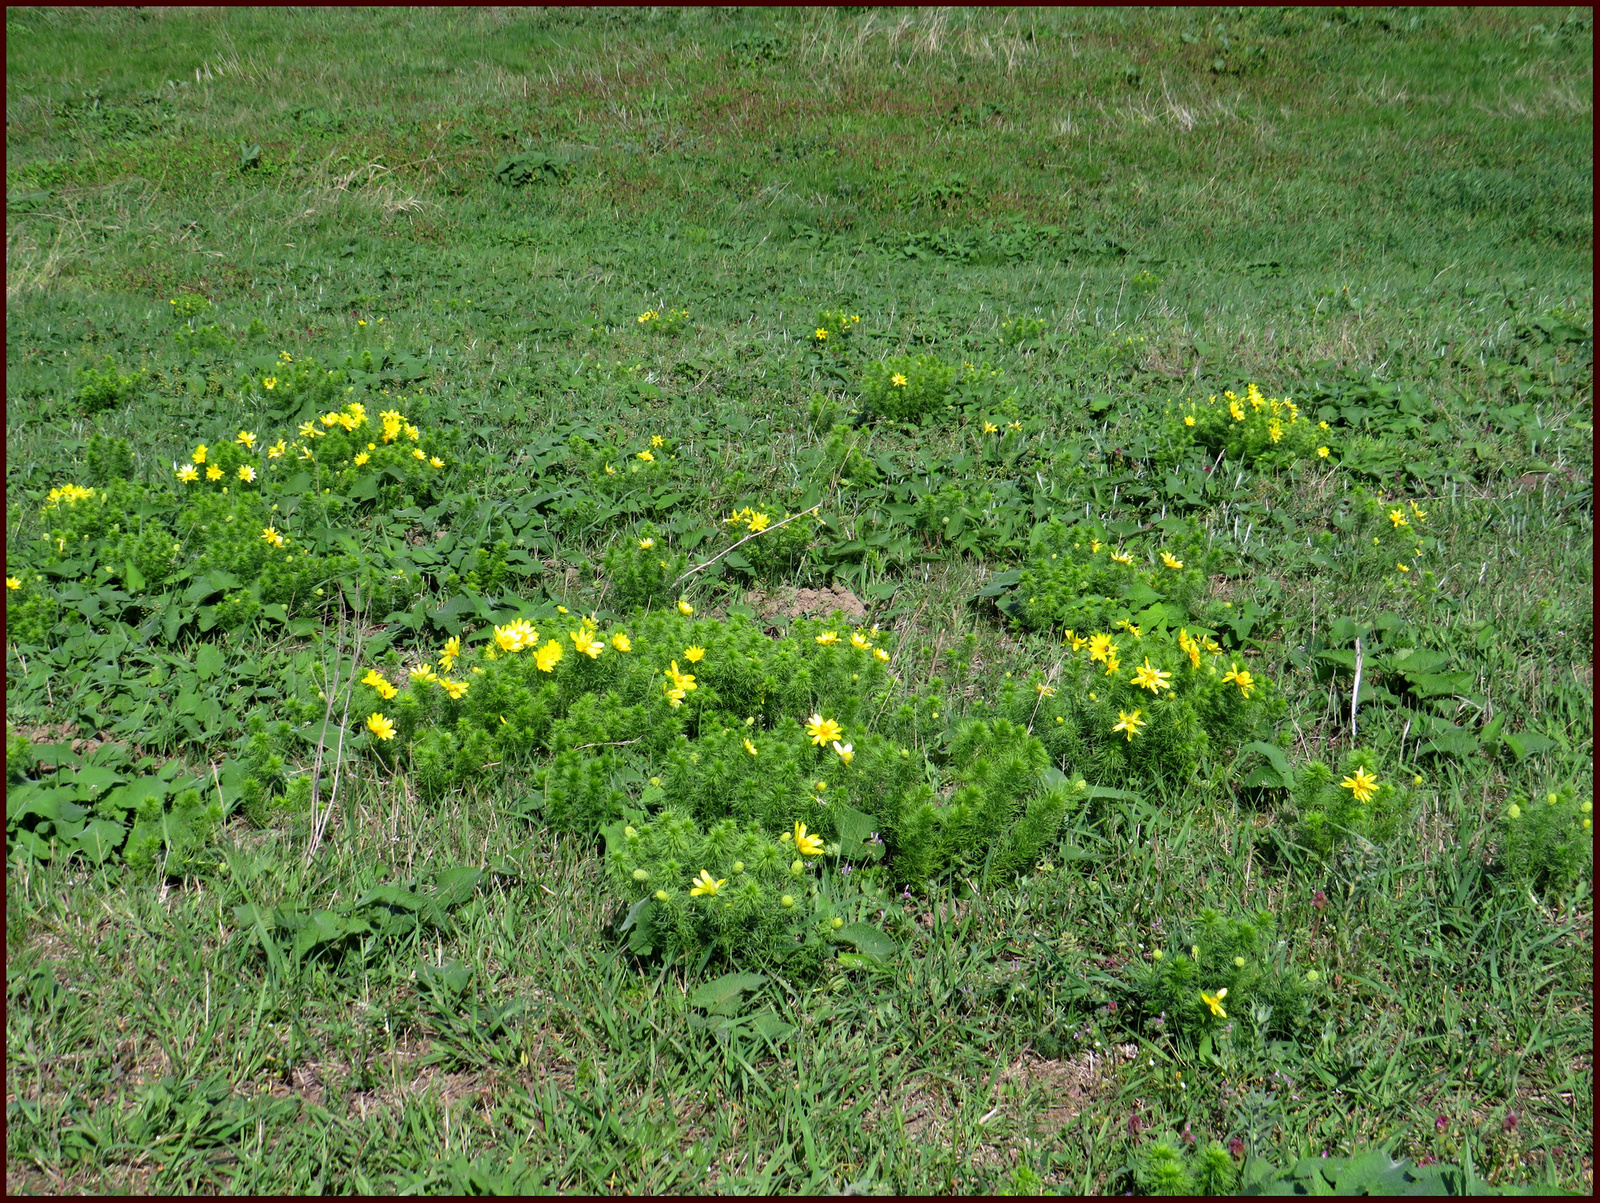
[1181,1122,1195,1145]
[1503,1111,1519,1133]
[1228,1136,1245,1159]
[1312,889,1327,911]
[1435,1115,1449,1133]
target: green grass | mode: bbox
[6,6,1592,1195]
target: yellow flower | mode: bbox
[1339,766,1379,804]
[1183,415,1196,427]
[1036,683,1056,698]
[1178,630,1201,670]
[534,639,564,672]
[1221,663,1256,697]
[354,451,370,466]
[1131,660,1172,693]
[678,599,693,616]
[793,822,824,857]
[873,647,890,662]
[689,870,725,898]
[236,431,258,450]
[1104,651,1121,675]
[890,373,908,387]
[570,628,605,658]
[651,435,664,448]
[806,714,842,746]
[1067,631,1089,652]
[267,440,286,459]
[6,577,20,590]
[298,422,320,438]
[1201,635,1222,654]
[441,679,469,700]
[633,449,656,465]
[1388,508,1409,529]
[850,631,872,651]
[1116,619,1142,639]
[1089,540,1104,553]
[1112,709,1146,741]
[1396,562,1410,572]
[413,448,426,460]
[1110,549,1133,565]
[263,377,277,390]
[1200,988,1228,1018]
[176,463,199,483]
[746,511,771,533]
[1317,446,1330,458]
[1008,420,1022,432]
[362,669,398,700]
[832,740,854,766]
[430,456,444,468]
[192,444,210,464]
[366,713,396,740]
[409,664,438,684]
[238,465,256,483]
[1268,421,1283,444]
[1229,401,1245,421]
[262,526,285,548]
[815,328,828,340]
[611,633,632,652]
[983,421,999,434]
[639,538,655,550]
[816,631,839,646]
[495,619,538,652]
[206,465,223,481]
[1087,633,1115,663]
[684,645,706,663]
[744,738,758,756]
[1160,551,1183,570]
[435,633,460,671]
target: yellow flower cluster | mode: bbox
[662,660,698,707]
[725,506,772,533]
[43,483,95,509]
[814,626,888,661]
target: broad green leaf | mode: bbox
[688,971,766,1013]
[78,818,128,863]
[834,923,896,959]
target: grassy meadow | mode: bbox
[5,6,1593,1194]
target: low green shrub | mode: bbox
[862,353,956,422]
[1288,748,1408,859]
[1499,786,1591,896]
[1006,516,1222,635]
[1168,383,1320,468]
[1119,907,1318,1044]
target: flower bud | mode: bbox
[732,861,745,874]
[632,869,649,882]
[1306,969,1320,982]
[1234,956,1245,968]
[654,890,669,902]
[791,860,804,875]
[780,894,795,908]
[624,825,638,838]
[1152,949,1163,960]
[831,916,843,929]
[1508,804,1521,819]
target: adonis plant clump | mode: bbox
[1288,748,1409,858]
[10,398,448,644]
[1118,907,1319,1044]
[983,622,1281,789]
[352,608,1086,964]
[1171,383,1320,468]
[1007,517,1219,636]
